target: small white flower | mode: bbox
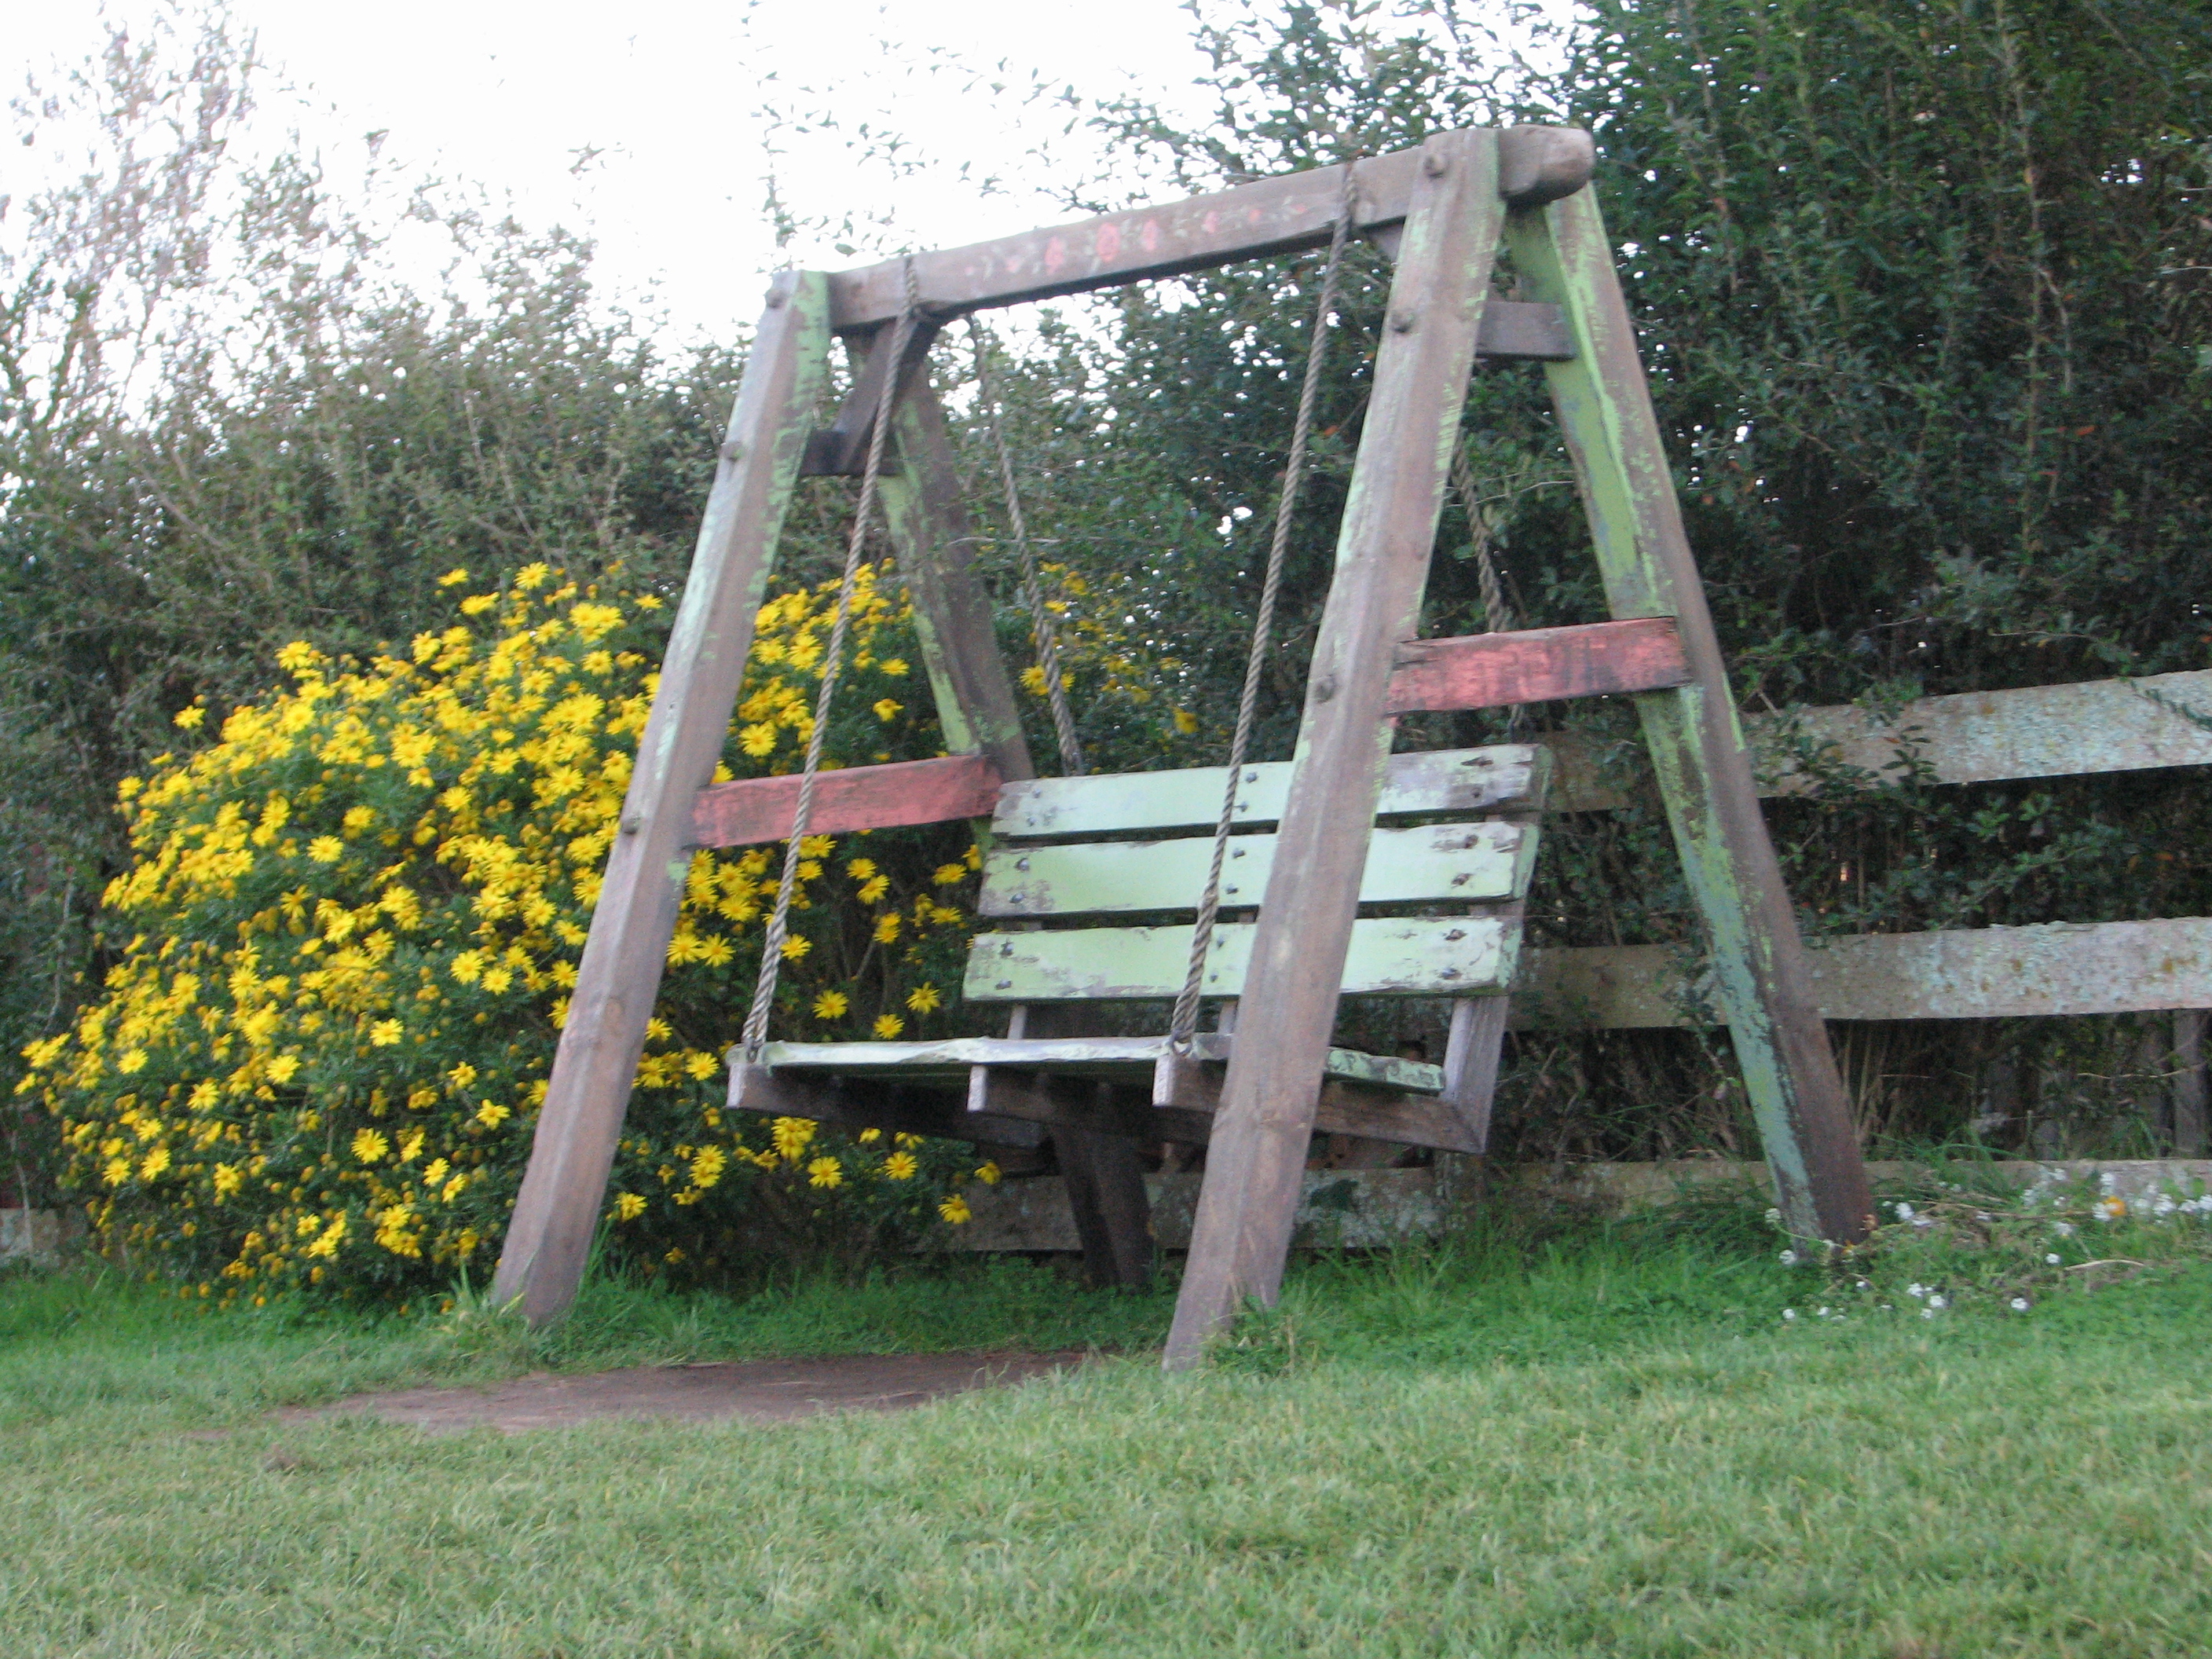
[1927,1295,1947,1309]
[1921,1307,1936,1319]
[1817,1306,1832,1318]
[1778,1249,1800,1266]
[2045,1252,2061,1265]
[2009,1297,2030,1312]
[1879,1304,1894,1312]
[1764,1207,1781,1225]
[1907,1283,1927,1299]
[1782,1308,1797,1321]
[1855,1279,1871,1291]
[2054,1221,2075,1236]
[1893,1202,1916,1221]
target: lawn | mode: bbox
[5,1189,2212,1657]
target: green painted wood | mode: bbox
[979,820,1533,918]
[491,272,833,1327]
[1507,190,1873,1247]
[965,915,1514,1004]
[994,744,1547,840]
[746,1034,1445,1093]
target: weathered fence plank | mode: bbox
[1520,916,2212,1029]
[690,753,1003,848]
[1546,668,2212,813]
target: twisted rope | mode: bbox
[1167,159,1361,1052]
[969,320,1086,777]
[742,258,921,1060]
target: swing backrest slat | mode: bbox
[963,742,1547,1003]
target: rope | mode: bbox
[969,320,1086,777]
[1448,443,1515,636]
[742,258,921,1060]
[1167,159,1361,1052]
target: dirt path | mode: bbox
[286,1350,1090,1434]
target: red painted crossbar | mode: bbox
[690,753,1005,848]
[1386,617,1691,713]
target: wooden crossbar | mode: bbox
[1386,617,1691,713]
[826,129,1593,329]
[690,753,1003,848]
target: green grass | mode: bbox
[5,1202,2212,1657]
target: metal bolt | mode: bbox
[1423,150,1449,178]
[1016,857,1031,871]
[996,980,1013,990]
[619,813,643,835]
[765,286,788,308]
[718,440,745,463]
[1390,307,1417,334]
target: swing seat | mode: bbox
[727,742,1549,1154]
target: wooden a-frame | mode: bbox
[489,126,1876,1356]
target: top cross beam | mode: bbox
[823,126,1595,331]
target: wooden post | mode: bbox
[1163,131,1505,1368]
[2175,1009,2208,1159]
[489,272,833,1324]
[874,368,1155,1285]
[1507,192,1875,1246]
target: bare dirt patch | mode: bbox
[283,1350,1090,1434]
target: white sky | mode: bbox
[14,0,1223,343]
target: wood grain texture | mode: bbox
[1166,130,1508,1370]
[690,753,1004,848]
[825,130,1591,328]
[490,274,833,1326]
[1518,917,2212,1030]
[1509,189,1874,1249]
[979,820,1533,917]
[994,744,1547,840]
[965,914,1515,1003]
[1386,617,1690,713]
[752,1034,1444,1093]
[2176,1010,2208,1160]
[874,383,1037,783]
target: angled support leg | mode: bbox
[1508,192,1874,1245]
[874,367,1155,1287]
[1163,130,1507,1368]
[491,273,833,1324]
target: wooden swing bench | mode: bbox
[727,742,1549,1156]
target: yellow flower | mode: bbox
[857,1128,882,1144]
[437,567,471,587]
[739,723,778,756]
[690,1146,727,1188]
[878,657,908,677]
[1173,708,1198,734]
[779,936,812,961]
[800,835,833,858]
[1020,665,1048,695]
[873,698,902,721]
[474,1101,511,1128]
[353,1129,390,1163]
[906,983,943,1013]
[806,1155,843,1189]
[2099,1195,2128,1219]
[847,858,877,880]
[613,1192,646,1221]
[369,1020,403,1046]
[174,705,206,730]
[932,863,967,885]
[975,1161,1002,1185]
[873,914,901,943]
[873,1013,904,1039]
[515,562,551,591]
[307,837,343,863]
[938,1193,972,1225]
[140,1146,171,1181]
[811,990,850,1020]
[771,1116,815,1162]
[884,1151,918,1181]
[858,875,891,904]
[266,1054,301,1086]
[460,595,498,616]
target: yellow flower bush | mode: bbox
[18,562,1001,1301]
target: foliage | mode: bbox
[14,565,1002,1300]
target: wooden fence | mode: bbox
[1523,667,2212,1152]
